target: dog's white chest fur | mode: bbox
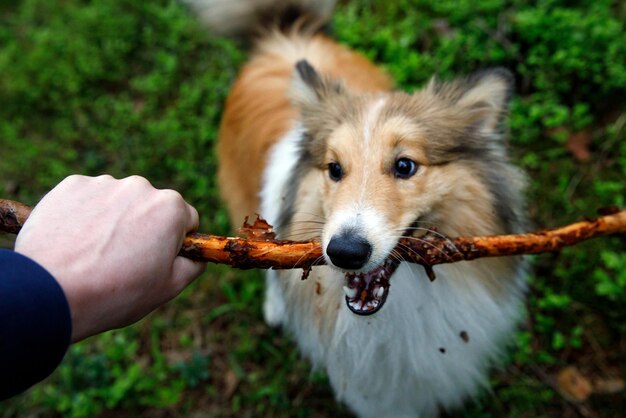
[259,128,525,417]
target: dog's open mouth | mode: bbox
[342,257,401,315]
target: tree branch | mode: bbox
[1,199,624,277]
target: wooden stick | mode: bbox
[1,199,624,274]
[0,199,32,235]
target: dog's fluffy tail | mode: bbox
[184,0,337,37]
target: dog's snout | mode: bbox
[326,233,372,270]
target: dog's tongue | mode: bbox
[343,258,400,315]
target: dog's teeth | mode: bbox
[375,287,384,298]
[343,286,357,299]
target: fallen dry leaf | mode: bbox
[566,130,592,162]
[224,369,240,399]
[556,366,593,403]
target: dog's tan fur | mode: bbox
[219,32,521,295]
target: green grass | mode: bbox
[1,0,625,416]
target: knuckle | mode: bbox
[94,174,115,182]
[189,205,200,220]
[121,175,155,194]
[125,175,152,187]
[160,189,185,206]
[62,174,87,185]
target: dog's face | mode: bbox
[288,60,522,314]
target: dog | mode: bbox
[190,0,528,415]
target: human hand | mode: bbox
[15,175,207,342]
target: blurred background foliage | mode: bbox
[0,0,624,416]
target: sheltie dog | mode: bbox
[190,0,528,416]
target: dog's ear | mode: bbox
[291,60,344,109]
[426,68,514,137]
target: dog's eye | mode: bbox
[393,158,418,179]
[328,162,343,181]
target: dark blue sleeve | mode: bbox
[0,249,72,400]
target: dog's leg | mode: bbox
[263,270,286,327]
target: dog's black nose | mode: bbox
[326,234,372,270]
